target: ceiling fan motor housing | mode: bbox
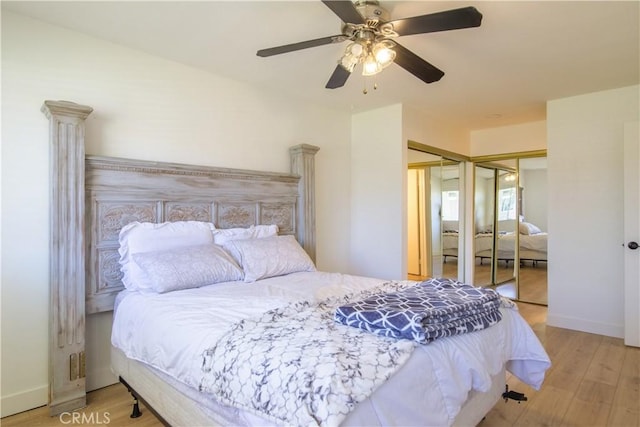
[354,0,390,26]
[342,1,394,40]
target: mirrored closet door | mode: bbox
[407,145,465,282]
[473,161,517,288]
[473,155,547,306]
[516,157,548,305]
[473,165,496,286]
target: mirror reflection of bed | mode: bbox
[474,157,548,306]
[407,144,547,306]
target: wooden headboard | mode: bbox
[41,100,319,414]
[86,156,305,313]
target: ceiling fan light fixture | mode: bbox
[340,54,359,73]
[348,42,365,57]
[340,41,365,72]
[362,52,382,76]
[373,40,396,68]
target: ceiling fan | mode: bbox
[257,0,483,89]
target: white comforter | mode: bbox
[112,271,550,426]
[500,232,548,252]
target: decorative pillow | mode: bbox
[519,222,542,235]
[212,224,278,245]
[118,221,216,291]
[132,244,243,293]
[213,224,279,263]
[225,235,316,283]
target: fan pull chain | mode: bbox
[362,78,379,95]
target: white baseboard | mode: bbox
[1,385,47,418]
[546,313,624,338]
[1,368,118,419]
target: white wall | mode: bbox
[1,11,352,416]
[547,85,639,337]
[470,121,546,157]
[349,105,468,282]
[403,106,469,155]
[521,168,548,231]
[350,104,405,280]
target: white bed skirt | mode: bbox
[111,346,505,427]
[111,347,506,426]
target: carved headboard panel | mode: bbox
[85,156,307,313]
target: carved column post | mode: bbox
[41,100,93,415]
[289,144,320,262]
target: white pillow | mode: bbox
[212,224,278,245]
[226,235,316,283]
[132,244,242,293]
[519,222,542,235]
[118,221,216,291]
[213,224,279,263]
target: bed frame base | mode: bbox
[119,376,168,425]
[502,385,528,403]
[130,400,141,419]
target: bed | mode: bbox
[111,266,550,427]
[499,228,548,266]
[43,100,550,426]
[442,226,549,266]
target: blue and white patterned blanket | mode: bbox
[334,278,503,344]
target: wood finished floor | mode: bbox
[2,304,638,427]
[409,257,549,305]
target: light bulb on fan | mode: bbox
[373,40,396,68]
[362,53,382,76]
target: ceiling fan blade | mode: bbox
[257,34,346,57]
[325,65,351,89]
[389,6,482,37]
[322,0,365,24]
[392,43,444,84]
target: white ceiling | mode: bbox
[4,1,639,132]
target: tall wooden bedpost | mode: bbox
[289,144,320,262]
[41,100,93,415]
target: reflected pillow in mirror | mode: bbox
[519,222,542,235]
[442,220,458,233]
